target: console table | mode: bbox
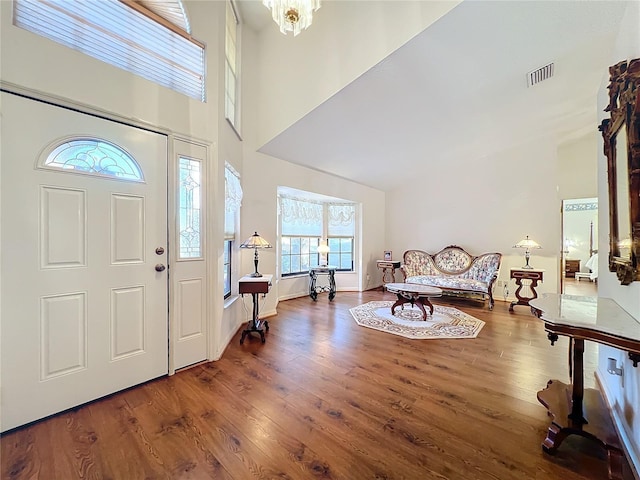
[530,294,640,480]
[239,274,272,344]
[309,266,336,301]
[509,267,544,312]
[376,260,401,285]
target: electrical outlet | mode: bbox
[366,274,370,281]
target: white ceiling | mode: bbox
[241,1,629,192]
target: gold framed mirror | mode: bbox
[599,58,640,285]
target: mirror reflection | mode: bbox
[615,124,631,260]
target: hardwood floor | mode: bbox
[563,277,598,296]
[2,290,635,479]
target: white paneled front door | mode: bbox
[0,92,169,432]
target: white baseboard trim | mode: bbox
[278,289,363,302]
[596,370,640,480]
[278,292,308,301]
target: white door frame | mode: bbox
[1,83,216,375]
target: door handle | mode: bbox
[155,264,166,272]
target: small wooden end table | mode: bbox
[509,268,544,312]
[376,260,401,285]
[385,283,442,320]
[239,274,272,344]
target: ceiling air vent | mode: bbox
[527,62,554,87]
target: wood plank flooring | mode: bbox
[563,277,598,296]
[2,290,635,480]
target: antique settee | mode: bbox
[400,246,502,309]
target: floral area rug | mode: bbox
[349,300,485,339]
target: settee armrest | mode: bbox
[467,253,502,284]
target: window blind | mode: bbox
[328,204,356,236]
[14,0,205,101]
[280,197,323,236]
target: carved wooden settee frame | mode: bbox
[400,246,502,310]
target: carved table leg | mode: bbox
[509,275,541,311]
[537,378,626,480]
[391,294,428,320]
[607,448,625,480]
[412,298,428,320]
[328,269,336,301]
[381,266,396,284]
[542,422,570,454]
[309,270,318,301]
[419,297,434,315]
[390,295,408,317]
[240,293,267,344]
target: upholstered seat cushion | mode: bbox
[401,247,502,310]
[406,275,489,294]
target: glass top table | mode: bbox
[530,293,640,353]
[529,293,640,480]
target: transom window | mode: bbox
[14,0,205,101]
[40,138,144,182]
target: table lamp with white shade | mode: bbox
[239,232,272,277]
[513,235,542,269]
[317,241,330,266]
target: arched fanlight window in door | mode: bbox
[39,137,144,182]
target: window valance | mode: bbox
[279,196,356,237]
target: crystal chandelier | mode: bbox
[263,0,321,36]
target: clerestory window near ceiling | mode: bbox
[39,137,144,182]
[225,0,241,132]
[13,0,206,101]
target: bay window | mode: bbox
[279,195,356,277]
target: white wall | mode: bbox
[254,0,460,146]
[385,135,561,301]
[558,131,598,200]
[595,1,640,474]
